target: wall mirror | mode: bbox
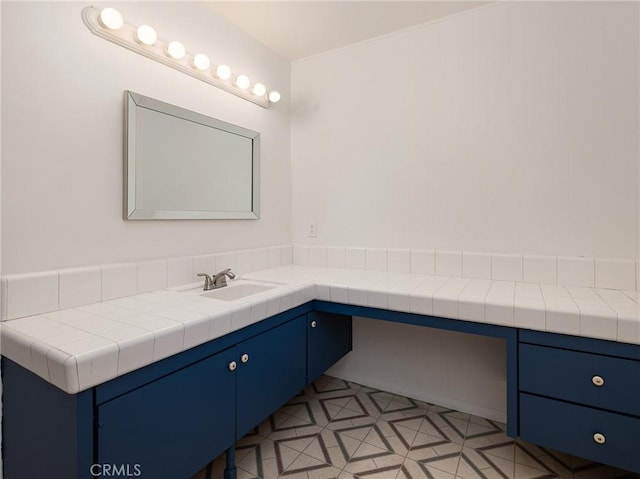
[124,91,260,220]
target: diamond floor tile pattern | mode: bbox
[193,375,640,479]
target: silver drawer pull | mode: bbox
[311,320,317,328]
[592,375,605,387]
[593,433,606,444]
[241,353,250,364]
[228,361,237,372]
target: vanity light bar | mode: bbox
[82,6,281,109]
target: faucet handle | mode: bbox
[197,273,214,290]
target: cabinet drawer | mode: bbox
[520,394,640,474]
[519,343,640,416]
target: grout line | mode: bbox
[57,271,61,313]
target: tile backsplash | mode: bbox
[387,249,410,273]
[491,254,523,282]
[462,252,491,279]
[2,271,59,321]
[435,251,463,277]
[523,255,557,284]
[293,245,639,292]
[59,267,102,310]
[345,248,366,270]
[557,256,595,288]
[594,258,636,290]
[0,245,293,321]
[2,243,638,322]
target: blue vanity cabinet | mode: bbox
[2,303,359,479]
[235,315,307,438]
[95,310,350,476]
[97,346,238,479]
[98,312,312,475]
[518,330,640,474]
[306,311,353,383]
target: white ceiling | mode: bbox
[206,1,493,61]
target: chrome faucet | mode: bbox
[212,268,236,288]
[197,269,236,291]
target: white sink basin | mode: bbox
[201,282,276,301]
[175,279,280,301]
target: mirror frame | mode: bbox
[124,91,260,220]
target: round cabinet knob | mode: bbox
[311,320,317,328]
[228,361,237,372]
[592,375,605,387]
[241,353,249,363]
[593,433,606,445]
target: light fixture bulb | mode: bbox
[99,8,123,30]
[268,91,281,103]
[216,64,232,80]
[252,83,267,97]
[192,53,210,71]
[166,41,186,60]
[136,25,157,45]
[235,74,250,90]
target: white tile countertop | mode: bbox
[2,265,640,394]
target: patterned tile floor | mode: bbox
[194,375,640,479]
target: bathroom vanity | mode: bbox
[2,267,640,478]
[3,304,352,479]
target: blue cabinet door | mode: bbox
[307,312,352,383]
[98,347,237,479]
[236,316,307,438]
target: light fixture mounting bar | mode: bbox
[81,6,271,109]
